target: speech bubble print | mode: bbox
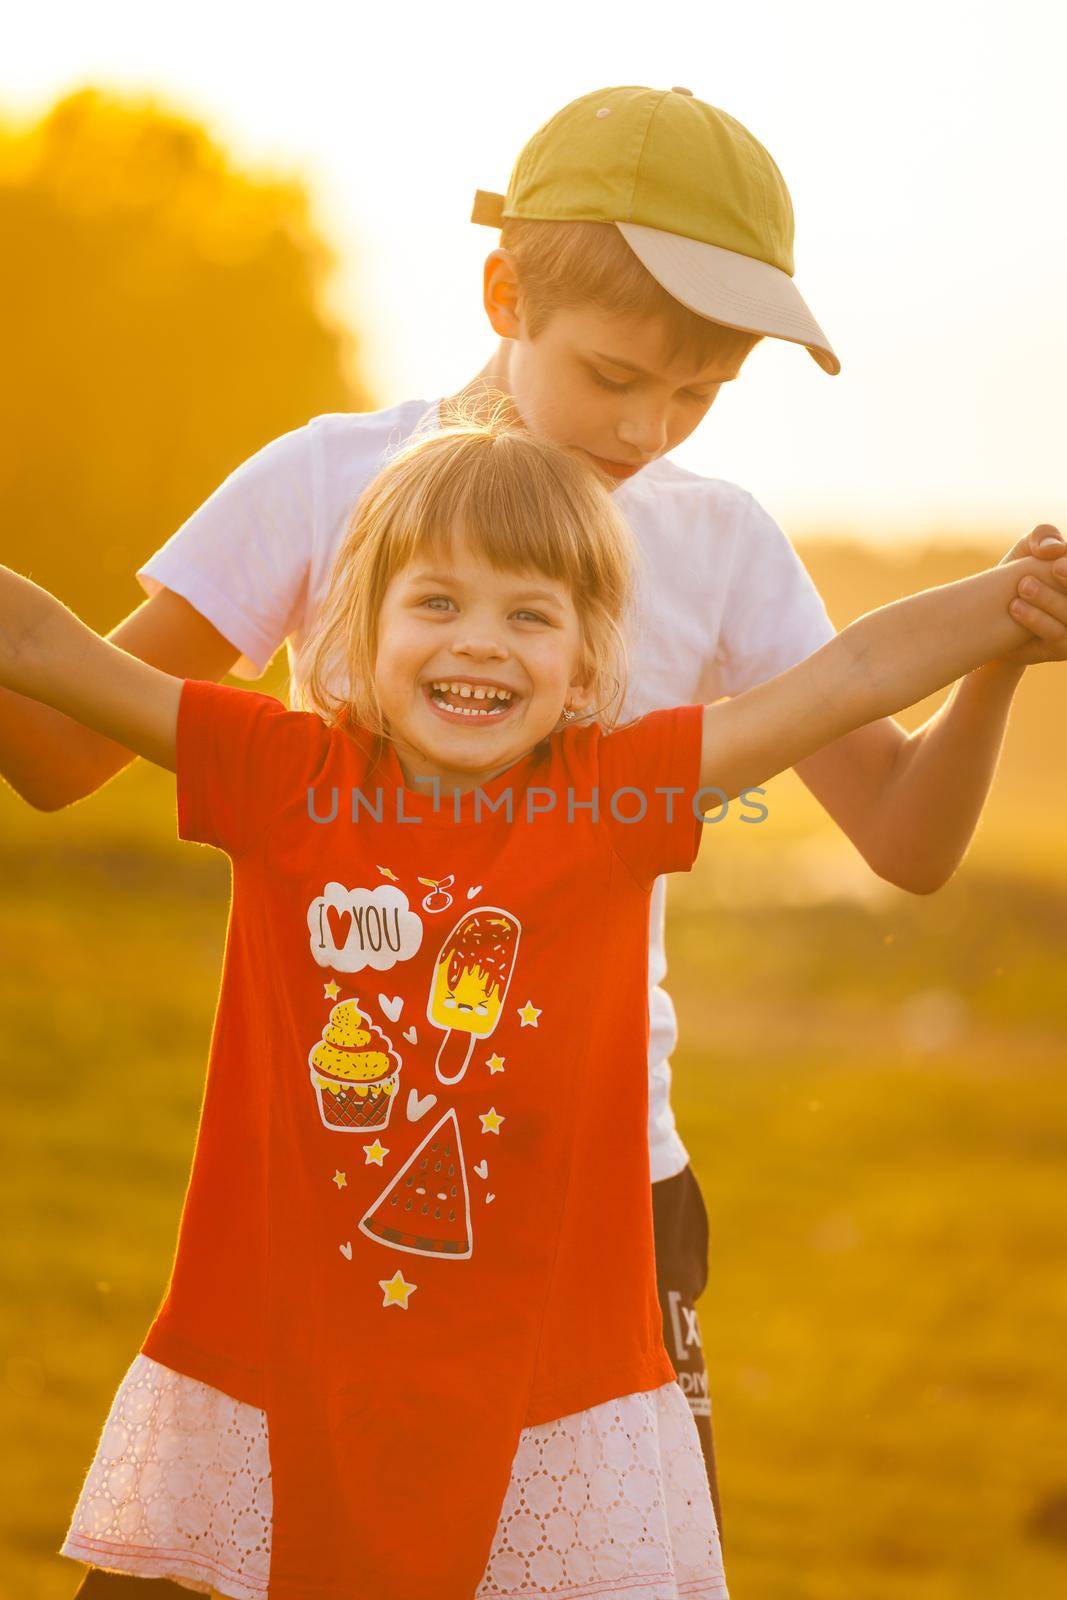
[308,884,423,974]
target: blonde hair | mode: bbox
[500,217,763,368]
[292,405,634,738]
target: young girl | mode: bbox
[1,419,1050,1600]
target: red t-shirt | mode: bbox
[144,679,705,1599]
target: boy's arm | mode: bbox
[700,556,1044,810]
[795,530,1067,893]
[0,588,239,808]
[0,567,183,772]
[793,670,1018,894]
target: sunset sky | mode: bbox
[6,0,1065,542]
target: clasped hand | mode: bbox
[999,523,1067,666]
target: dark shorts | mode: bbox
[72,1166,719,1596]
[651,1162,721,1523]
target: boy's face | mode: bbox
[375,528,587,792]
[499,303,752,482]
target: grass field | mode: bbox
[2,539,1067,1598]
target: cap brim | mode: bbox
[616,221,840,375]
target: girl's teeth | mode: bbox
[445,703,496,717]
[429,681,512,706]
[428,686,509,718]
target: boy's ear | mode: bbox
[483,249,523,340]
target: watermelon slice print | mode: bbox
[358,1108,473,1259]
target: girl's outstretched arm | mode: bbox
[0,566,181,772]
[699,554,1048,802]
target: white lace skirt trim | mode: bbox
[61,1354,727,1599]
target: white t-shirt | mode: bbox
[138,399,835,1182]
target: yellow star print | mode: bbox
[479,1107,505,1135]
[518,1001,541,1028]
[363,1140,389,1165]
[379,1270,417,1309]
[377,865,399,882]
[332,1170,347,1189]
[486,1053,506,1074]
[323,980,341,1000]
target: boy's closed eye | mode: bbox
[586,361,719,404]
[588,366,636,394]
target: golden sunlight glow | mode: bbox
[3,1,1064,538]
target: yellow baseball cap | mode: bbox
[472,85,839,375]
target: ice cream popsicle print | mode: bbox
[426,907,521,1085]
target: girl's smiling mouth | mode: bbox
[424,678,519,722]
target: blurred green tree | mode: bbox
[0,88,369,628]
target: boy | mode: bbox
[4,85,1066,1537]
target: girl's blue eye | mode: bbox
[419,598,546,623]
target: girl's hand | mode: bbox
[0,564,181,770]
[997,524,1067,665]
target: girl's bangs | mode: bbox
[379,439,594,591]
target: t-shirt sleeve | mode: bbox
[596,704,705,890]
[176,678,317,858]
[711,493,836,698]
[136,423,316,679]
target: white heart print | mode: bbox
[406,1088,438,1122]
